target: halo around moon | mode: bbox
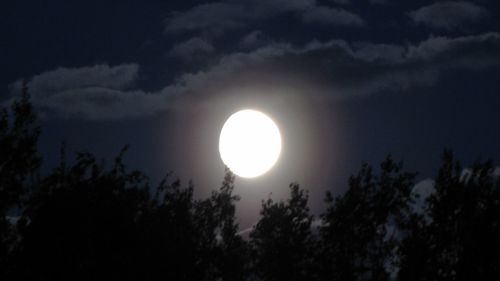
[219,109,282,178]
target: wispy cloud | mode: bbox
[8,33,500,120]
[168,37,215,61]
[239,30,269,50]
[164,0,363,35]
[410,1,489,31]
[302,6,364,26]
[8,64,179,120]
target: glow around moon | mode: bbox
[219,110,282,178]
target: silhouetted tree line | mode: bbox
[1,89,500,281]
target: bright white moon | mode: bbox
[219,109,282,178]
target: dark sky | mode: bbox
[2,0,500,227]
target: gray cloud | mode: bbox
[28,64,139,96]
[9,33,500,120]
[302,6,364,26]
[410,1,489,31]
[349,42,405,62]
[164,0,362,35]
[411,179,434,214]
[9,64,179,119]
[168,37,215,60]
[176,32,500,101]
[412,166,500,214]
[165,2,250,34]
[239,30,269,50]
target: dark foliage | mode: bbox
[250,183,314,281]
[0,83,41,276]
[1,93,500,281]
[398,151,500,281]
[319,156,416,281]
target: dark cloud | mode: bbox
[410,1,489,31]
[164,2,250,34]
[175,32,500,101]
[168,37,215,60]
[349,43,405,62]
[331,0,350,5]
[164,0,362,35]
[27,64,139,94]
[239,30,270,50]
[8,64,178,119]
[301,6,364,26]
[9,33,500,120]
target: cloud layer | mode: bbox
[164,0,364,35]
[9,64,178,119]
[173,32,500,100]
[410,1,489,31]
[10,32,500,119]
[168,37,215,60]
[302,6,364,26]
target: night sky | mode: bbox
[2,0,500,228]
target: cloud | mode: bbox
[175,32,500,101]
[349,42,405,62]
[164,2,250,35]
[412,166,500,214]
[411,179,434,214]
[239,30,269,50]
[8,33,500,120]
[410,1,489,31]
[9,64,179,120]
[168,37,214,60]
[28,64,139,95]
[164,0,362,35]
[302,6,364,26]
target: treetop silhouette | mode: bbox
[1,92,500,281]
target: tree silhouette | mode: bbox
[206,169,248,281]
[2,93,500,281]
[0,84,41,279]
[319,156,416,281]
[399,151,500,281]
[396,210,431,281]
[138,168,247,281]
[14,148,149,281]
[135,172,197,281]
[250,183,315,281]
[0,92,250,281]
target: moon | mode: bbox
[219,109,282,178]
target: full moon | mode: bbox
[219,109,282,178]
